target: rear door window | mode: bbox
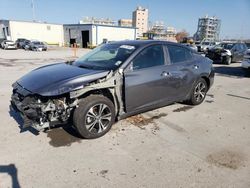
[132,45,165,70]
[166,45,192,64]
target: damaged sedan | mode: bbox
[11,40,214,139]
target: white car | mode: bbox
[197,41,217,52]
[1,40,17,50]
[242,49,250,69]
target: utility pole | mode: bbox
[31,0,36,21]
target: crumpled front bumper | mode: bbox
[11,93,38,128]
[10,82,47,130]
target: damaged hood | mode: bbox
[16,63,110,96]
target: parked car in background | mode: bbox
[15,38,28,49]
[0,38,5,48]
[11,40,214,139]
[197,41,216,52]
[181,43,198,52]
[242,49,250,70]
[245,42,250,49]
[22,40,31,49]
[206,42,248,65]
[24,40,47,51]
[1,40,17,50]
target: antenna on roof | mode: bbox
[31,0,36,21]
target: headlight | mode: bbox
[44,84,84,96]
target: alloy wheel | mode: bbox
[85,103,112,134]
[194,82,207,102]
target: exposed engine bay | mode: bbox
[11,85,78,131]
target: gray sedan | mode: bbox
[24,41,47,51]
[11,40,214,139]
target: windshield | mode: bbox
[214,43,234,50]
[221,43,234,49]
[73,43,137,70]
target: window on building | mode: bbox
[166,45,192,64]
[132,45,164,70]
[2,28,6,38]
[6,27,9,36]
[47,25,51,30]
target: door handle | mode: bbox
[193,65,199,69]
[161,71,172,77]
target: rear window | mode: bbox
[33,42,43,45]
[203,42,210,45]
[166,45,192,64]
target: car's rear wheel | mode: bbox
[187,78,208,105]
[73,95,115,139]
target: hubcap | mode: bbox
[85,103,112,134]
[194,82,206,102]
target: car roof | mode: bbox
[109,40,179,47]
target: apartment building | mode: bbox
[132,6,149,37]
[194,15,221,41]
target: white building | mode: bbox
[132,6,149,37]
[0,20,64,46]
[64,24,137,48]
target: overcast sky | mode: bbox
[0,0,250,39]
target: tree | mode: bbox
[176,30,189,42]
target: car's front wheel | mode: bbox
[223,56,232,65]
[73,95,115,139]
[187,78,208,105]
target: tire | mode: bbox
[187,78,208,105]
[73,95,115,139]
[224,56,232,65]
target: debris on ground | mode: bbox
[173,106,193,112]
[126,113,167,130]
